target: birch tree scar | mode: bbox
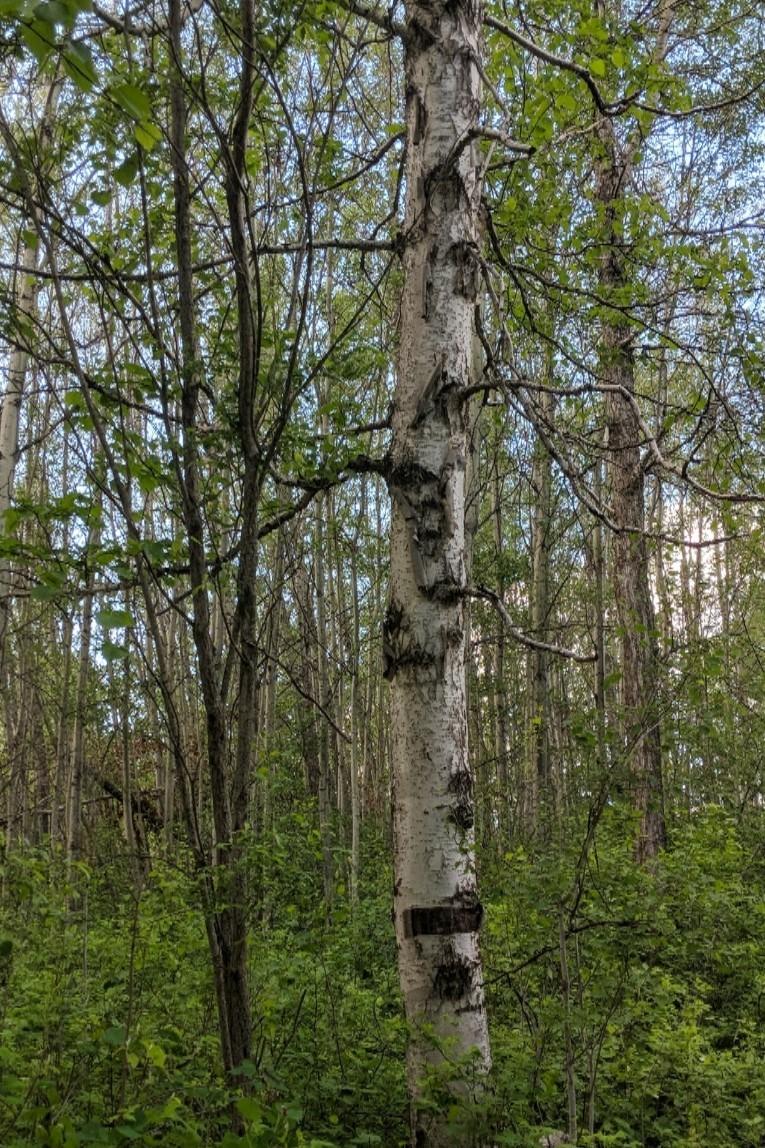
[401,903,483,938]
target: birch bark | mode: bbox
[0,238,37,674]
[385,2,491,1138]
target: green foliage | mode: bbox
[0,827,407,1148]
[480,807,765,1145]
[1,809,764,1145]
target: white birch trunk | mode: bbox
[0,241,35,520]
[0,238,37,662]
[386,2,491,1139]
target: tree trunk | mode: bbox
[295,557,320,795]
[67,536,97,868]
[169,0,252,1075]
[592,448,609,776]
[492,469,511,840]
[386,2,491,1139]
[349,539,361,906]
[527,384,554,838]
[0,236,37,685]
[315,498,335,908]
[595,105,666,863]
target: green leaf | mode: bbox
[113,153,139,187]
[589,57,607,78]
[236,1096,262,1123]
[111,82,151,122]
[34,0,70,25]
[63,41,97,91]
[143,1040,166,1068]
[134,121,162,151]
[115,1125,143,1140]
[102,1024,127,1046]
[556,90,577,115]
[142,538,168,564]
[31,582,63,601]
[1,507,21,533]
[19,19,56,66]
[102,639,129,662]
[97,608,134,629]
[579,15,609,41]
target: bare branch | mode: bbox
[484,14,608,114]
[469,586,597,663]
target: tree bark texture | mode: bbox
[386,2,491,1140]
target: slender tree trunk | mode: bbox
[0,237,39,685]
[170,0,252,1074]
[295,557,320,794]
[592,448,609,777]
[315,499,335,908]
[6,615,33,849]
[51,611,73,847]
[373,475,388,816]
[595,104,666,863]
[349,543,361,906]
[527,386,554,838]
[51,425,73,848]
[386,3,491,1138]
[67,539,97,868]
[119,656,148,883]
[492,470,511,840]
[256,525,285,844]
[559,909,578,1144]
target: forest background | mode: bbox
[1,0,765,1145]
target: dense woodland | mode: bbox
[1,0,765,1144]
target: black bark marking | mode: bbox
[382,594,441,680]
[401,902,483,938]
[433,948,474,1001]
[391,464,444,581]
[412,361,463,437]
[422,254,433,320]
[390,455,465,600]
[382,598,404,680]
[450,239,481,300]
[408,85,428,146]
[406,16,436,56]
[447,767,474,831]
[412,358,446,428]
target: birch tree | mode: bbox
[385,1,492,1138]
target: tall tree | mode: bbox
[385,1,492,1139]
[593,0,677,862]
